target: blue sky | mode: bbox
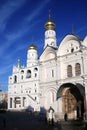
[0,0,87,91]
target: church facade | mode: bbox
[8,15,87,120]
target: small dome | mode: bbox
[28,44,37,50]
[45,19,55,30]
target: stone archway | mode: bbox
[62,88,77,119]
[57,83,85,120]
[44,88,57,110]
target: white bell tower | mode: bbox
[44,12,57,48]
[27,44,38,67]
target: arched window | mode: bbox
[34,67,38,71]
[14,75,17,83]
[67,65,72,77]
[75,63,81,76]
[21,70,24,73]
[71,48,74,53]
[26,70,31,78]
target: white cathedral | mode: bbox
[8,14,87,120]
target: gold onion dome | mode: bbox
[45,19,55,30]
[45,10,55,30]
[28,44,37,50]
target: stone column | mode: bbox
[8,97,10,109]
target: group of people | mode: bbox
[47,106,68,125]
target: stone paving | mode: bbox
[0,111,87,130]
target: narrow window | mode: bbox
[75,63,81,76]
[26,70,31,78]
[14,75,17,83]
[67,65,72,77]
[35,73,37,77]
[21,75,23,80]
[71,48,74,53]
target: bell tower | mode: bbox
[27,44,38,67]
[44,11,57,48]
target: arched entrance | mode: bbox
[57,83,85,120]
[62,88,77,119]
[45,89,56,109]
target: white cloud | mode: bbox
[2,0,51,55]
[0,0,26,31]
[24,0,51,22]
[6,0,51,40]
[0,0,51,91]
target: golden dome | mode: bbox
[28,44,37,50]
[45,19,55,30]
[45,10,55,30]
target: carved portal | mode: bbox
[62,88,77,119]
